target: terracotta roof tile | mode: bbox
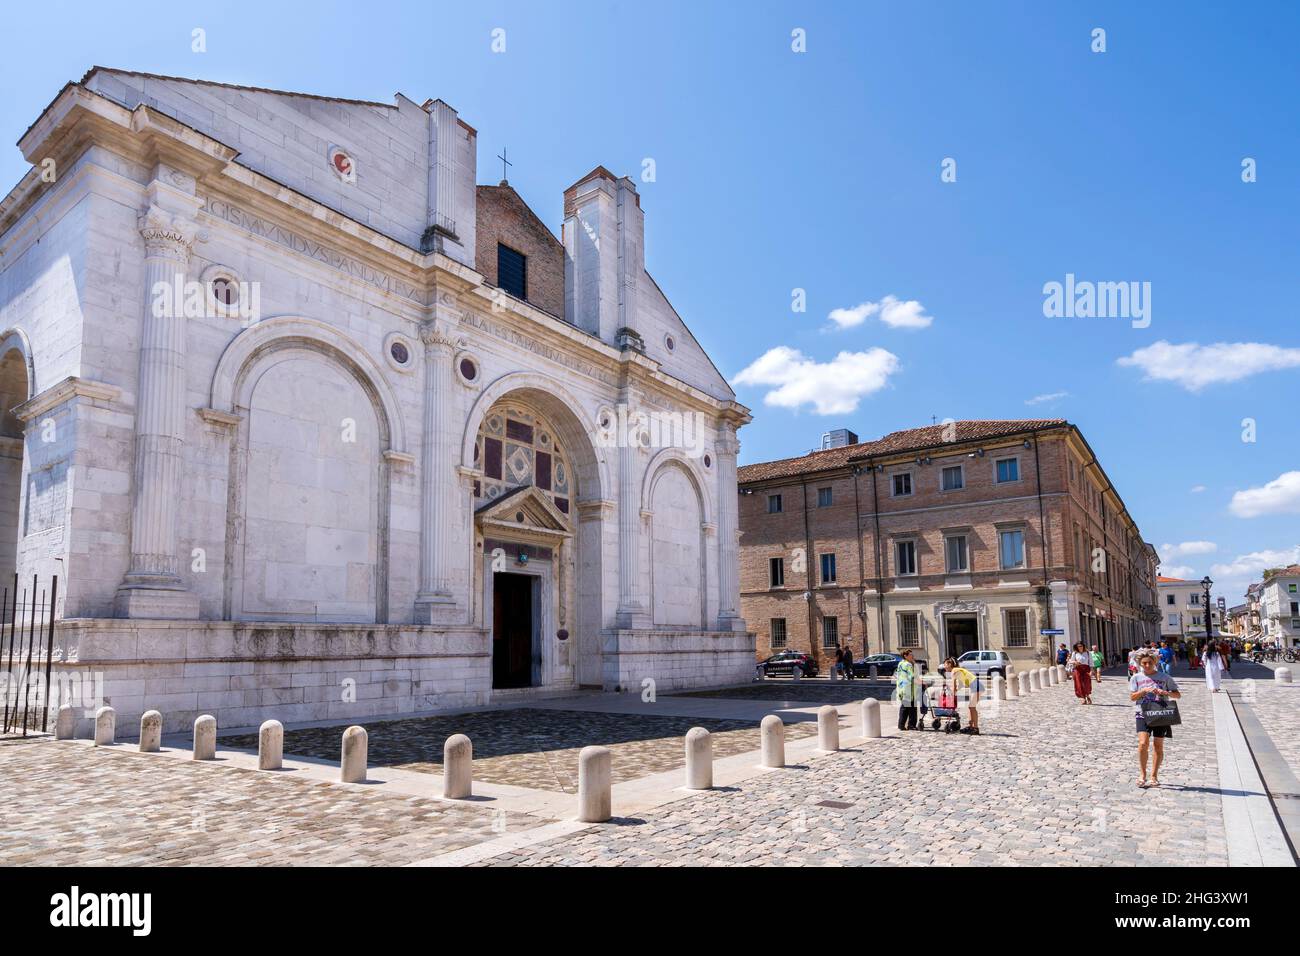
[737,419,1068,483]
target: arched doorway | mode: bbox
[466,386,605,690]
[0,340,31,587]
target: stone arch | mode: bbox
[460,371,608,503]
[213,317,400,623]
[0,328,33,587]
[211,315,407,454]
[643,455,710,628]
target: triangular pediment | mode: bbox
[475,485,572,539]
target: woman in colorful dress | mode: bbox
[1070,641,1093,704]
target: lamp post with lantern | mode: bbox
[1200,575,1214,646]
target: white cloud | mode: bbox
[1209,546,1300,583]
[732,346,900,415]
[1190,485,1206,494]
[1159,541,1217,561]
[827,295,933,330]
[1117,340,1300,391]
[1229,471,1300,518]
[1024,391,1068,406]
[1160,564,1197,579]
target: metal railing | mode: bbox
[1,574,59,736]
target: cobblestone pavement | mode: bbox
[0,735,540,866]
[219,708,817,793]
[673,680,896,704]
[484,672,1230,866]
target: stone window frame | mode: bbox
[893,536,919,577]
[890,470,914,498]
[943,531,970,574]
[200,263,244,319]
[897,610,922,648]
[383,332,417,374]
[454,349,482,387]
[819,551,837,585]
[940,462,965,493]
[1003,607,1031,647]
[995,522,1028,571]
[993,455,1021,485]
[769,556,785,588]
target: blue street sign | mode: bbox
[1040,628,1065,635]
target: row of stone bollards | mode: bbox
[63,661,1100,825]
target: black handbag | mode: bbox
[1140,696,1181,727]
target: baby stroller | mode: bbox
[925,676,962,733]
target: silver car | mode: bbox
[946,649,1013,678]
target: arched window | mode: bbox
[474,404,573,514]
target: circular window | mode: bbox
[664,334,676,352]
[383,333,416,373]
[703,454,712,469]
[211,277,238,307]
[455,352,481,386]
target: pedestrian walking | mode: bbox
[1203,643,1225,693]
[1158,641,1174,676]
[895,649,920,731]
[1130,651,1181,789]
[1056,643,1069,667]
[1187,641,1200,669]
[1069,642,1093,704]
[942,657,981,735]
[840,644,855,681]
[832,644,846,681]
[1090,644,1104,684]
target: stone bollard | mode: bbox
[193,714,216,760]
[684,727,713,790]
[443,733,473,799]
[992,675,1006,701]
[869,664,879,682]
[1006,672,1020,699]
[791,665,803,682]
[55,704,75,740]
[760,714,785,768]
[340,725,367,783]
[139,710,162,753]
[258,719,284,770]
[1056,665,1066,684]
[1276,667,1292,684]
[93,706,116,746]
[577,745,612,822]
[1031,669,1043,691]
[861,698,881,738]
[817,705,840,752]
[1047,666,1058,686]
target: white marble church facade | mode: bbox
[0,68,752,733]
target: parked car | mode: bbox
[942,649,1013,678]
[757,650,819,678]
[849,653,928,678]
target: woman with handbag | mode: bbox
[1129,651,1181,789]
[1069,642,1093,704]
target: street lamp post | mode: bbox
[1200,576,1214,646]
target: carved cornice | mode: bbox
[13,376,120,422]
[196,407,241,428]
[419,320,458,351]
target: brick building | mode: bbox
[738,419,1160,672]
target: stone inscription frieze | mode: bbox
[459,311,618,388]
[201,197,429,306]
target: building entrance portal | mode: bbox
[946,614,980,658]
[492,571,536,689]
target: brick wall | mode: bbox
[474,185,564,319]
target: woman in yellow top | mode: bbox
[943,657,980,735]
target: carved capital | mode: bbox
[139,204,197,262]
[419,320,458,352]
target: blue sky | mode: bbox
[2,1,1297,600]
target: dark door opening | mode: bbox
[946,615,979,658]
[493,572,535,689]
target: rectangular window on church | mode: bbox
[498,243,527,300]
[536,451,552,491]
[484,437,502,480]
